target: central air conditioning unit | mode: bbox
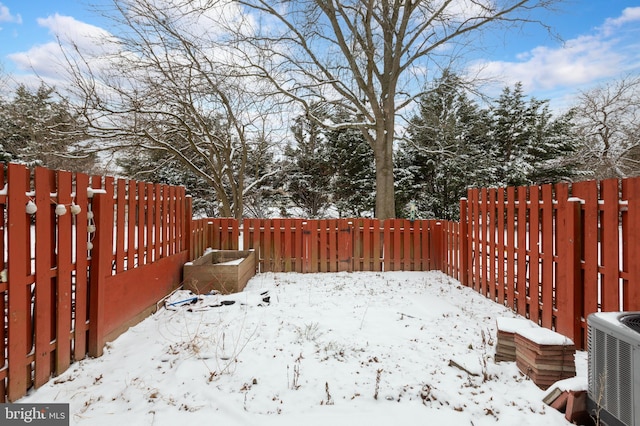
[587,312,640,426]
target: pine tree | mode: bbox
[488,82,580,186]
[325,114,376,217]
[281,107,333,217]
[243,137,282,218]
[489,82,534,187]
[0,84,93,171]
[397,71,490,220]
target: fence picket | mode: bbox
[33,167,54,388]
[273,218,282,272]
[496,188,506,307]
[127,180,136,269]
[516,186,527,316]
[282,219,292,272]
[528,185,540,325]
[0,167,5,401]
[600,179,620,312]
[145,182,154,264]
[471,189,481,292]
[480,188,488,297]
[7,164,32,401]
[623,177,640,311]
[338,219,352,272]
[572,180,599,322]
[459,199,469,286]
[74,172,90,361]
[487,189,497,302]
[411,220,421,272]
[556,194,583,344]
[137,182,146,264]
[540,184,554,329]
[505,187,516,312]
[56,171,73,374]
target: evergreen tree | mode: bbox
[489,83,536,187]
[397,71,490,220]
[526,106,582,184]
[281,107,333,217]
[488,82,579,187]
[397,78,581,220]
[0,84,93,172]
[243,137,283,218]
[325,116,376,217]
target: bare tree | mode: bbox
[230,0,564,219]
[573,74,640,179]
[59,0,279,218]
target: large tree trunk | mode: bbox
[373,132,396,220]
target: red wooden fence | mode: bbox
[241,218,445,273]
[190,217,239,260]
[460,178,640,349]
[0,163,197,402]
[4,160,638,401]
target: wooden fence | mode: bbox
[241,218,445,273]
[3,160,638,401]
[0,163,196,402]
[460,178,640,349]
[190,217,239,259]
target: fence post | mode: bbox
[459,198,469,286]
[556,196,583,346]
[33,167,54,389]
[88,177,114,358]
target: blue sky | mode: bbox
[1,0,640,109]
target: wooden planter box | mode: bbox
[183,250,256,295]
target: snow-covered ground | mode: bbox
[21,271,586,425]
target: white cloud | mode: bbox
[7,14,117,89]
[0,3,22,24]
[601,6,640,36]
[36,13,113,52]
[471,35,624,91]
[468,7,640,102]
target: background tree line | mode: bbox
[2,71,639,220]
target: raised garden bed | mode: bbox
[183,250,256,295]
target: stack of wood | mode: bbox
[495,317,538,362]
[514,327,576,390]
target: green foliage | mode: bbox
[325,120,375,217]
[280,107,333,218]
[0,84,94,172]
[279,106,376,218]
[489,82,579,187]
[397,75,582,220]
[396,71,492,220]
